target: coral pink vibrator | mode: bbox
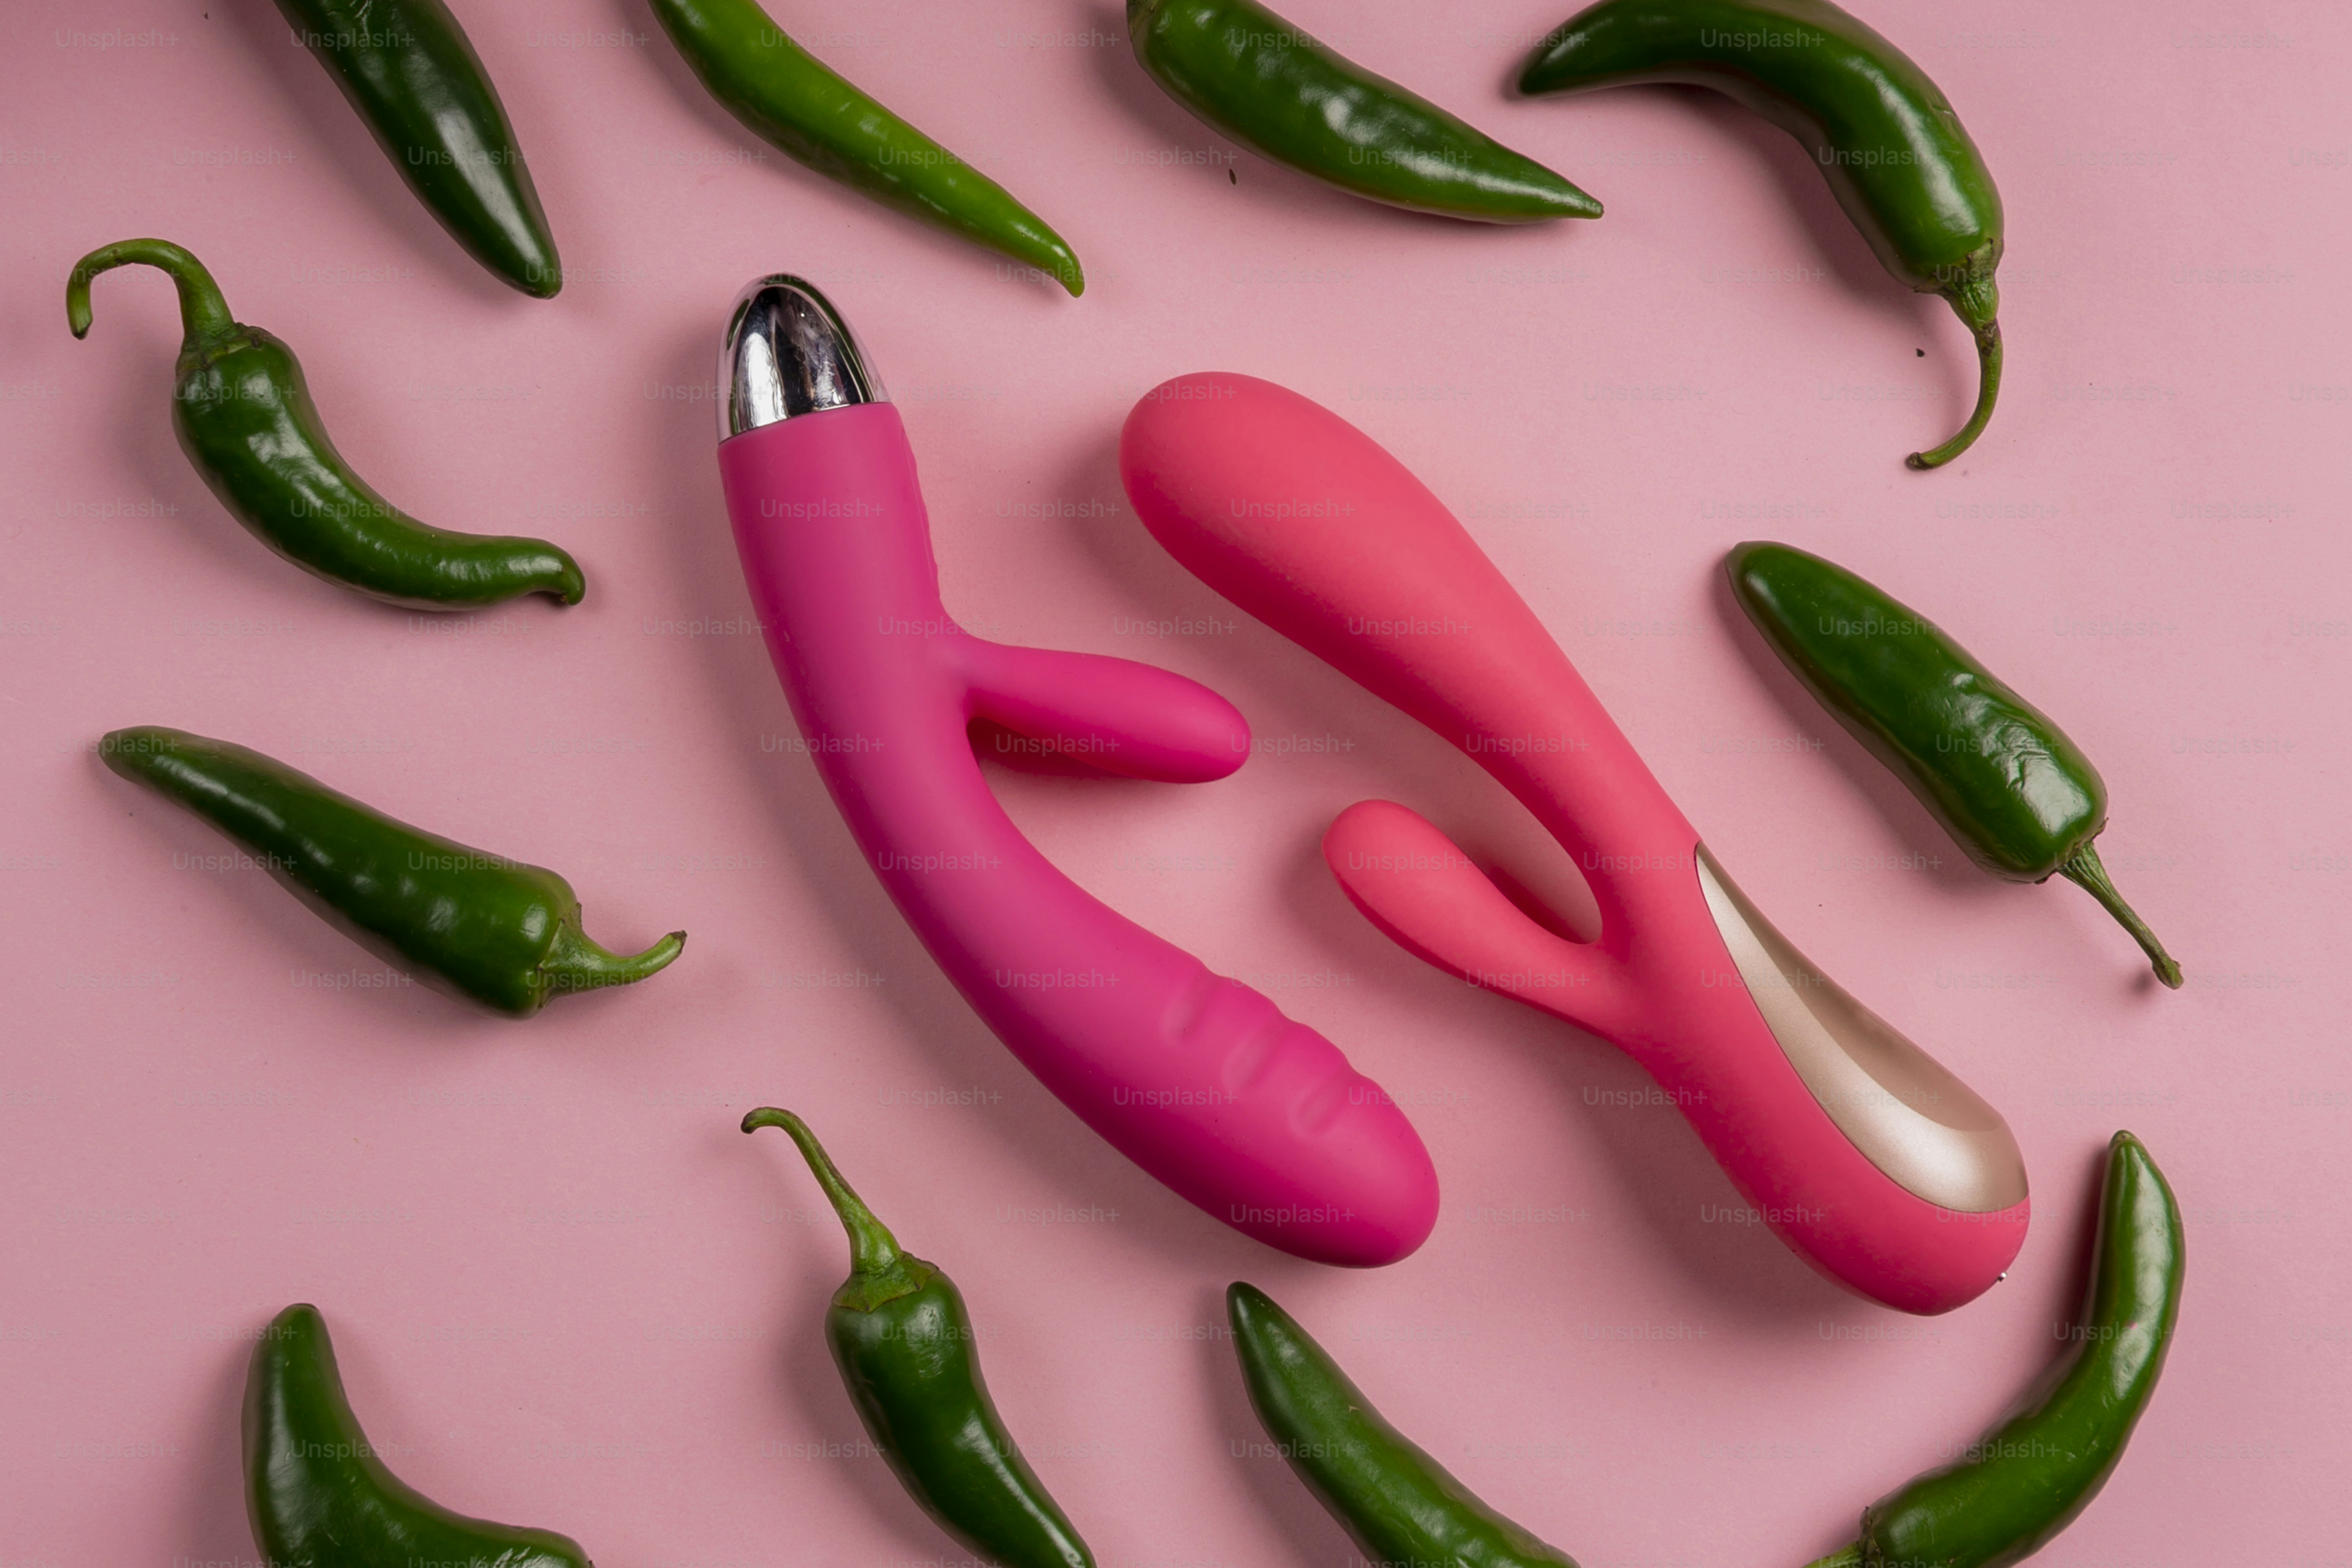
[1120,372,2029,1313]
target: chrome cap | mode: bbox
[718,275,887,440]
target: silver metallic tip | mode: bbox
[718,275,887,440]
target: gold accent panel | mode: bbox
[1695,847,2027,1213]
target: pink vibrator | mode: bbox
[1120,372,2029,1313]
[713,282,1438,1266]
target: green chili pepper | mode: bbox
[246,1303,592,1568]
[275,0,561,295]
[1519,0,2002,467]
[649,0,1083,295]
[743,1109,1092,1568]
[1128,0,1602,223]
[1726,542,2181,988]
[1226,1282,1580,1568]
[100,726,683,1016]
[69,240,583,610]
[1805,1130,2183,1568]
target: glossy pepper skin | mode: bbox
[1726,543,2181,988]
[1226,1283,1580,1568]
[1806,1132,2183,1568]
[247,1303,592,1568]
[100,726,683,1016]
[69,240,583,610]
[1129,0,1602,223]
[275,0,561,295]
[650,0,1083,295]
[1519,0,2002,467]
[743,1110,1092,1568]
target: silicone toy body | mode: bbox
[718,399,1439,1266]
[1120,373,2027,1313]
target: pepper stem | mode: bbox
[1908,276,2002,471]
[1800,1546,1860,1568]
[67,239,237,346]
[2059,840,2182,989]
[742,1109,903,1276]
[535,923,686,998]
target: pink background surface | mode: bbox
[1,0,2342,1564]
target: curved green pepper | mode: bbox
[247,1303,592,1568]
[1519,0,2002,467]
[1727,542,2181,988]
[650,0,1083,295]
[1807,1131,2183,1568]
[1129,0,1602,223]
[101,726,683,1016]
[743,1109,1092,1568]
[275,0,562,295]
[69,240,583,610]
[1226,1282,1580,1568]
